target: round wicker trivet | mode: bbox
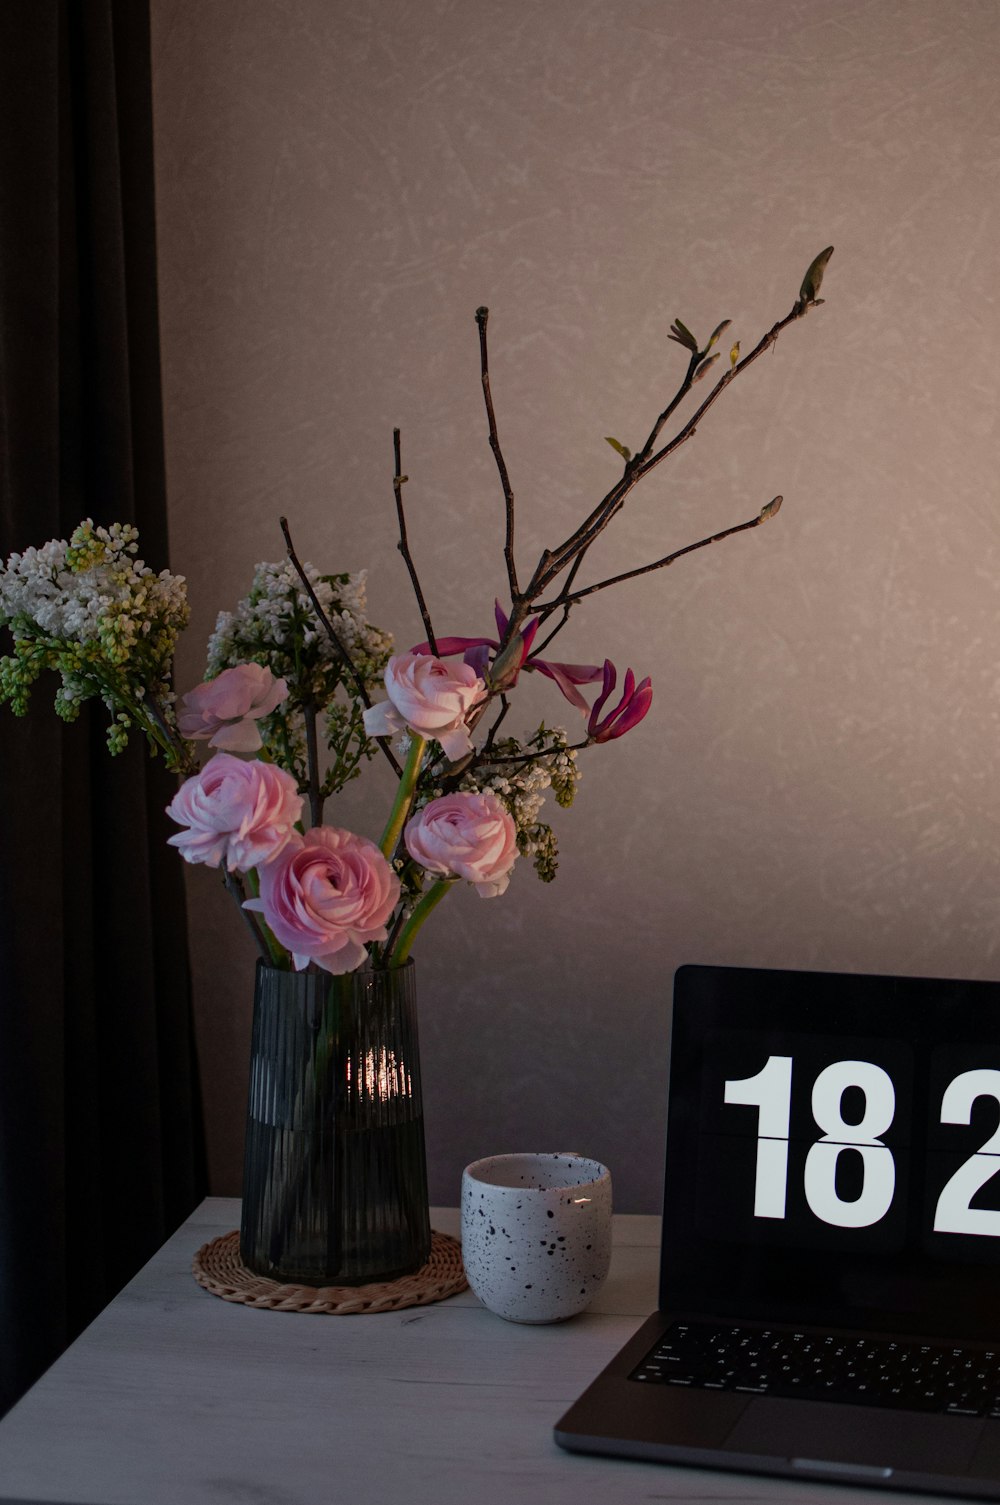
[192,1230,468,1314]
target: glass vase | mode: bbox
[239,959,431,1285]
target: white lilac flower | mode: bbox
[201,558,394,801]
[0,520,190,762]
[206,559,392,692]
[0,521,188,665]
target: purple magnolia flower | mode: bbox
[413,602,604,714]
[587,660,653,742]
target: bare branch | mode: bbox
[280,516,403,778]
[522,548,555,607]
[530,345,708,593]
[481,693,511,757]
[634,348,702,465]
[529,539,595,649]
[530,600,574,653]
[280,517,370,701]
[303,699,323,828]
[537,469,633,593]
[531,498,784,611]
[536,294,822,597]
[221,864,275,963]
[379,897,410,965]
[392,428,439,655]
[484,737,590,768]
[475,307,519,597]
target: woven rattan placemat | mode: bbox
[192,1229,468,1314]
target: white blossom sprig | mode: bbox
[0,519,193,768]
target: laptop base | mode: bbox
[556,1311,1000,1498]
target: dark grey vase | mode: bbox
[240,959,431,1285]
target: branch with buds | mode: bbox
[284,247,833,831]
[497,247,833,656]
[378,247,832,735]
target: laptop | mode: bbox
[555,963,1000,1497]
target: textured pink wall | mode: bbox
[151,0,1000,1209]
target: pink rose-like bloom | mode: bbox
[177,663,288,752]
[166,753,303,872]
[362,652,486,761]
[244,826,401,973]
[404,791,518,898]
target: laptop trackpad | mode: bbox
[725,1397,981,1475]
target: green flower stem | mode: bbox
[226,865,290,968]
[143,690,198,774]
[309,978,342,1094]
[388,878,454,968]
[46,641,195,774]
[247,868,291,969]
[378,733,426,859]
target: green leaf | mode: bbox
[692,351,721,384]
[668,318,699,353]
[604,436,632,461]
[705,319,732,352]
[799,246,834,306]
[759,494,783,522]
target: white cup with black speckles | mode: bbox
[460,1153,613,1323]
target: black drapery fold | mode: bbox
[0,0,207,1413]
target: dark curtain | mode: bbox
[0,0,207,1413]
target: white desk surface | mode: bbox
[0,1197,947,1505]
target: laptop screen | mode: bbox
[663,965,1000,1341]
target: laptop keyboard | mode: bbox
[629,1321,1000,1418]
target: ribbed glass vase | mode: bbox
[239,959,431,1286]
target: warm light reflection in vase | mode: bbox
[346,1047,413,1101]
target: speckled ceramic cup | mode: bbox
[460,1153,613,1323]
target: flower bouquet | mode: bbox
[0,250,832,1284]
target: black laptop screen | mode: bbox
[663,965,1000,1340]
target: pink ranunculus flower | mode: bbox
[404,791,518,898]
[244,826,401,973]
[362,652,486,761]
[177,662,288,752]
[165,753,303,872]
